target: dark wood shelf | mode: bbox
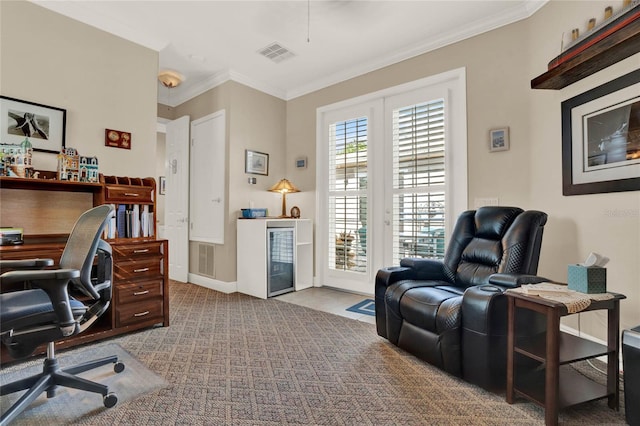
[515,331,610,363]
[0,176,102,193]
[514,365,610,408]
[531,17,640,90]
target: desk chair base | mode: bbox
[0,342,124,425]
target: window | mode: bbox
[329,117,368,272]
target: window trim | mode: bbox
[316,68,467,288]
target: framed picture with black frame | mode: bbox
[561,69,640,196]
[0,96,66,153]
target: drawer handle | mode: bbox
[134,267,150,273]
[124,192,140,197]
[134,311,150,317]
[133,290,150,296]
[133,249,150,253]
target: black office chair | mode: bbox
[0,204,123,425]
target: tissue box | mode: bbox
[241,208,267,218]
[567,264,607,294]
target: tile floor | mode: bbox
[275,286,376,325]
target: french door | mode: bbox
[317,70,467,294]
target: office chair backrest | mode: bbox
[59,204,115,299]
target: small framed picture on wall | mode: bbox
[245,150,269,175]
[489,127,510,152]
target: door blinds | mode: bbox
[328,117,368,272]
[392,99,446,262]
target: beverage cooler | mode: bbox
[267,227,295,297]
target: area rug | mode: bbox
[345,298,376,316]
[39,282,626,425]
[0,342,168,425]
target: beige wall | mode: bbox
[526,0,640,336]
[0,0,158,178]
[286,0,639,336]
[0,0,157,234]
[172,81,287,282]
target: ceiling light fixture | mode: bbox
[158,70,184,88]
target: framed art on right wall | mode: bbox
[561,69,640,196]
[489,127,510,152]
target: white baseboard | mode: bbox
[188,273,237,294]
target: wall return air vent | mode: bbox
[258,42,296,63]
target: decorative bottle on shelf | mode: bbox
[20,137,33,178]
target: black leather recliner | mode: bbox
[375,206,548,391]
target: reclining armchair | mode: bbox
[0,205,123,424]
[375,206,548,391]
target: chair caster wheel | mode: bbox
[104,392,118,408]
[114,362,125,373]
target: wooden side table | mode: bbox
[505,289,625,426]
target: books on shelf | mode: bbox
[104,203,154,239]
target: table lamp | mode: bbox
[269,178,300,217]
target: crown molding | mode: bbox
[284,0,548,100]
[158,70,288,107]
[165,0,545,105]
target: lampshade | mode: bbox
[269,178,300,217]
[268,178,300,194]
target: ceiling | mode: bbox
[32,0,547,106]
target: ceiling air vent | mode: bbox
[258,42,296,63]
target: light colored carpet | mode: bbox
[66,281,626,425]
[0,343,168,425]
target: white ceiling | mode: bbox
[32,0,547,106]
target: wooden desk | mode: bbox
[0,237,169,365]
[505,290,625,426]
[0,174,168,365]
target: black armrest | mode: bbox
[0,258,54,271]
[488,273,548,288]
[399,257,446,280]
[375,266,412,291]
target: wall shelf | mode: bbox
[531,17,640,90]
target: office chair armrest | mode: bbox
[0,268,79,286]
[1,268,81,332]
[0,258,54,271]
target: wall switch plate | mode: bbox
[248,177,256,184]
[474,198,499,209]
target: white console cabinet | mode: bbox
[237,218,313,299]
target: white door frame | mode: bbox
[316,69,467,294]
[165,115,190,282]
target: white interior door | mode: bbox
[165,115,190,282]
[190,111,225,244]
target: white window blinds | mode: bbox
[328,117,368,272]
[392,99,446,262]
